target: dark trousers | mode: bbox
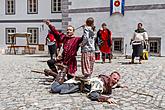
[132,44,143,60]
[102,53,111,62]
[51,82,79,94]
[87,91,101,101]
[48,44,57,59]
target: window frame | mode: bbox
[5,0,16,15]
[27,27,39,45]
[51,0,62,13]
[5,28,16,44]
[27,0,38,14]
[112,38,124,53]
[148,37,161,56]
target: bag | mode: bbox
[142,50,148,60]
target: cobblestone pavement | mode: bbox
[0,54,165,110]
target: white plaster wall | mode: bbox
[69,0,110,9]
[125,0,165,6]
[69,0,165,9]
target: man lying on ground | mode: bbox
[50,71,124,104]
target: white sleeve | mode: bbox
[143,32,149,40]
[81,28,89,46]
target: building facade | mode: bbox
[0,0,62,53]
[0,0,165,56]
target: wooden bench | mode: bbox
[8,45,28,48]
[8,32,32,54]
[23,47,36,54]
[7,46,36,54]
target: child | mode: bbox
[80,17,96,78]
[46,30,57,59]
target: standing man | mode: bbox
[96,23,112,63]
[43,20,82,80]
[130,23,148,64]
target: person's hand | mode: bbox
[107,98,117,104]
[79,43,83,47]
[81,24,86,28]
[121,85,128,88]
[57,77,65,84]
[115,84,128,89]
[110,45,112,49]
[130,39,133,45]
[56,55,62,61]
[43,19,51,26]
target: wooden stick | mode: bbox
[31,70,45,74]
[127,90,153,98]
[113,84,154,98]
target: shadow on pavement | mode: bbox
[25,77,54,85]
[38,60,47,62]
[25,55,50,58]
[118,62,140,65]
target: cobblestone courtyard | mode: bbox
[0,54,165,110]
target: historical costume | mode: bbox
[46,31,57,59]
[81,17,96,78]
[131,23,148,64]
[96,26,112,63]
[50,72,120,103]
[47,24,82,78]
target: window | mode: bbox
[112,38,123,53]
[27,0,38,14]
[6,28,16,44]
[27,28,39,45]
[148,38,161,56]
[5,0,15,15]
[114,40,122,51]
[51,0,61,13]
[150,42,158,53]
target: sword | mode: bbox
[75,25,85,30]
